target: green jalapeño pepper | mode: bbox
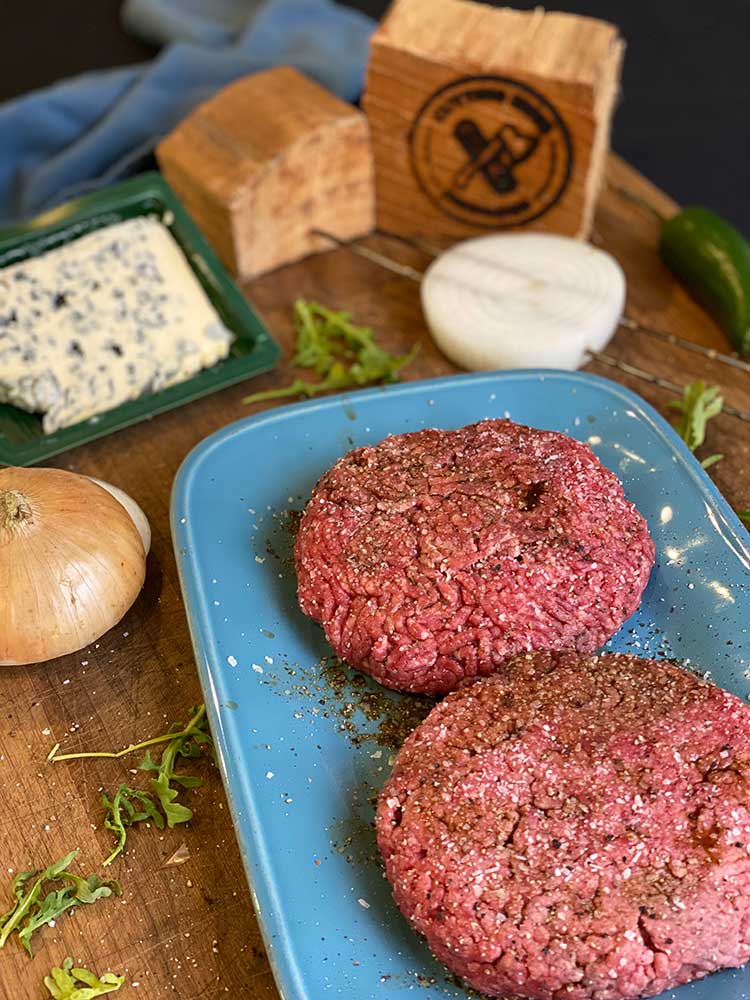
[659,206,750,354]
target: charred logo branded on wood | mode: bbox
[408,75,573,228]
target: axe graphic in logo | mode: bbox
[409,76,573,228]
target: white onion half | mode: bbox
[88,478,151,555]
[421,233,626,371]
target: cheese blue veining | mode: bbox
[0,217,234,433]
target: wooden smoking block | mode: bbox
[363,0,624,241]
[157,66,375,280]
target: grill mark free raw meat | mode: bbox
[377,652,750,999]
[295,420,654,694]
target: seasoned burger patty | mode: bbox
[376,652,750,1000]
[295,420,654,694]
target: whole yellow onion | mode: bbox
[0,467,147,666]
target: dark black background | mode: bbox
[3,0,748,229]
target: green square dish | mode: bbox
[0,172,280,466]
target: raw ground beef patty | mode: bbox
[376,652,750,1000]
[294,420,654,694]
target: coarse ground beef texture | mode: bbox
[376,652,750,1000]
[294,420,654,695]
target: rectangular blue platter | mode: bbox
[172,370,750,1000]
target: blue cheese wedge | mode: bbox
[0,217,234,433]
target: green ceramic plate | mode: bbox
[0,173,279,467]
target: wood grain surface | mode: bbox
[364,0,624,240]
[157,67,375,282]
[1,154,748,999]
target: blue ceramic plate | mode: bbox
[172,371,750,1000]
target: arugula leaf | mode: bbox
[50,705,212,766]
[44,956,124,998]
[293,299,338,372]
[0,851,77,951]
[139,706,212,828]
[18,878,114,957]
[239,366,353,404]
[102,784,165,867]
[244,299,418,404]
[668,380,724,468]
[50,706,213,863]
[0,852,119,957]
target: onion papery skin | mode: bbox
[0,467,146,666]
[88,477,151,555]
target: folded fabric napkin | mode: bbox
[122,0,263,47]
[0,0,374,225]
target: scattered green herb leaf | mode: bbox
[138,706,212,828]
[48,704,210,765]
[101,784,165,867]
[737,510,750,528]
[50,707,213,865]
[243,299,418,404]
[0,851,119,957]
[44,956,124,998]
[668,380,724,468]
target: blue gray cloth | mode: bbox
[122,0,263,47]
[0,0,374,224]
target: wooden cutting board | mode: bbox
[1,155,748,999]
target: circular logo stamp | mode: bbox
[408,75,573,228]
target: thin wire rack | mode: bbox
[312,228,750,425]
